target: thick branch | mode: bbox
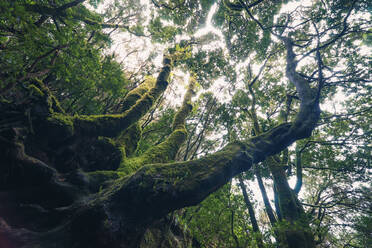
[119,76,195,173]
[120,78,156,112]
[102,117,315,227]
[1,137,56,186]
[47,57,172,139]
[104,142,250,226]
[268,157,304,222]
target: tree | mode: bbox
[0,0,370,248]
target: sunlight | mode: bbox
[195,3,223,39]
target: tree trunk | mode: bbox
[268,157,315,248]
[238,175,264,248]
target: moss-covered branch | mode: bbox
[44,56,172,139]
[267,157,304,222]
[120,77,156,112]
[98,121,311,228]
[284,37,320,139]
[119,75,196,174]
[103,142,250,225]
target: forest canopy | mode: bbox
[0,0,371,247]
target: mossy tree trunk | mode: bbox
[0,38,320,248]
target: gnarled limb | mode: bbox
[0,128,56,188]
[119,75,196,173]
[64,96,317,246]
[120,77,156,113]
[44,56,172,139]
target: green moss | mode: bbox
[73,113,124,137]
[121,77,156,112]
[30,79,65,114]
[119,129,187,174]
[119,156,143,175]
[48,94,65,113]
[149,129,187,160]
[172,103,192,130]
[119,76,195,174]
[123,93,155,122]
[48,113,74,127]
[116,123,142,157]
[45,113,74,138]
[136,142,245,193]
[50,70,167,139]
[273,218,315,248]
[72,88,157,138]
[28,84,45,97]
[87,170,126,192]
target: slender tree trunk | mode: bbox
[254,165,277,226]
[238,175,264,248]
